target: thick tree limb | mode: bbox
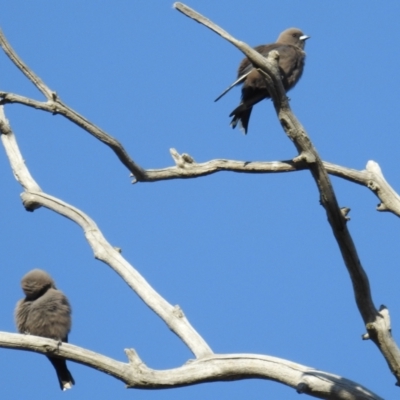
[0,332,383,399]
[174,1,400,386]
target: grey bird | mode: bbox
[15,269,74,391]
[215,28,310,134]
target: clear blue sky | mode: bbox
[1,1,400,399]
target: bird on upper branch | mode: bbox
[215,27,310,134]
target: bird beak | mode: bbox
[300,35,310,41]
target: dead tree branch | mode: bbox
[138,149,400,217]
[0,69,382,400]
[0,26,399,218]
[0,29,145,181]
[174,0,400,386]
[0,332,383,399]
[0,4,396,397]
[0,107,211,359]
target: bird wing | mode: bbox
[215,42,302,102]
[237,43,281,77]
[27,289,72,340]
[273,45,305,90]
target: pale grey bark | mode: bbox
[0,332,383,399]
[0,2,397,399]
[174,1,400,384]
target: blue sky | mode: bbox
[1,1,400,399]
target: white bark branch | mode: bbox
[2,86,399,217]
[0,33,145,180]
[0,106,212,359]
[0,332,383,399]
[0,5,395,398]
[173,0,400,388]
[0,79,383,400]
[0,29,54,100]
[142,149,400,217]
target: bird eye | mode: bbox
[292,33,297,38]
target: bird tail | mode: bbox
[48,356,75,391]
[229,104,253,134]
[214,71,251,102]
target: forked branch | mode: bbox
[0,107,211,359]
[174,0,400,386]
[0,28,145,181]
[0,26,399,217]
[0,104,382,398]
[0,4,396,397]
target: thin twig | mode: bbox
[0,28,54,100]
[0,32,146,181]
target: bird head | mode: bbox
[278,28,310,49]
[21,269,56,299]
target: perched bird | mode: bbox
[216,28,310,134]
[15,269,74,391]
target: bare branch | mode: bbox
[173,3,285,104]
[0,90,146,181]
[363,161,400,214]
[1,6,398,396]
[0,26,146,182]
[174,2,400,384]
[2,86,399,218]
[0,109,41,192]
[0,106,212,359]
[135,150,400,217]
[0,28,54,100]
[1,30,399,220]
[0,332,383,399]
